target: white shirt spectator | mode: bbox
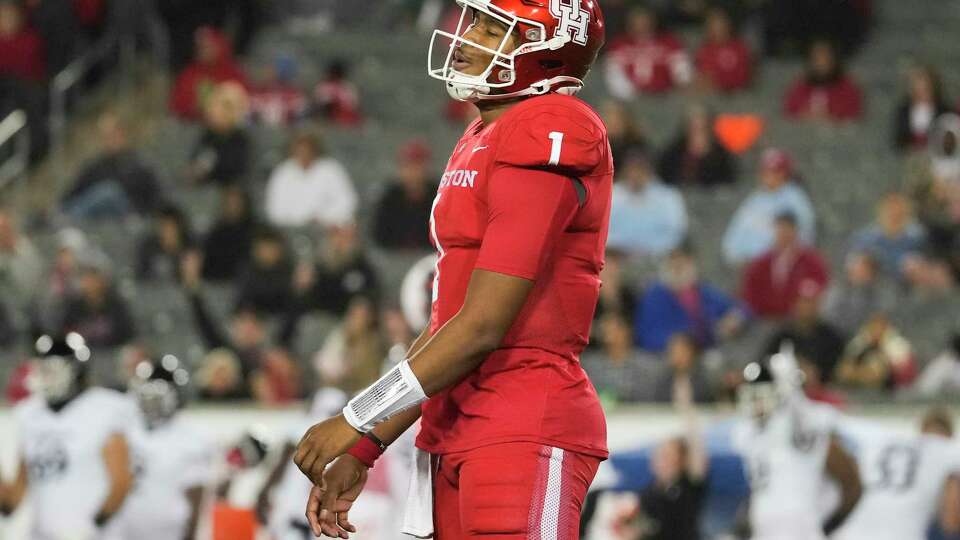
[265,157,357,228]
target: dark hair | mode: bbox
[911,63,947,106]
[775,211,798,227]
[156,204,194,246]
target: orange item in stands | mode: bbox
[714,114,765,154]
[212,503,257,540]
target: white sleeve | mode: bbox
[319,161,357,226]
[264,165,287,225]
[179,430,217,488]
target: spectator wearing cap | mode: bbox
[170,26,249,121]
[188,82,252,186]
[741,213,830,319]
[892,65,952,152]
[0,208,42,312]
[784,39,864,123]
[761,287,846,383]
[694,7,752,94]
[607,146,688,258]
[136,205,195,283]
[61,253,136,348]
[636,245,747,353]
[821,252,897,336]
[0,0,45,82]
[835,313,917,391]
[313,59,363,127]
[604,7,691,98]
[373,140,436,251]
[658,103,736,187]
[61,112,163,220]
[249,55,307,127]
[723,148,815,265]
[265,130,357,229]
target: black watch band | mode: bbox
[365,432,388,452]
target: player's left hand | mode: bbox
[294,414,361,487]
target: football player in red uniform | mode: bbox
[293,1,613,538]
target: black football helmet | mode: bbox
[130,355,190,429]
[31,333,91,410]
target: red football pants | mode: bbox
[433,442,601,539]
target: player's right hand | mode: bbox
[307,454,368,538]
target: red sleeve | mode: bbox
[170,69,198,119]
[784,79,810,117]
[474,166,580,281]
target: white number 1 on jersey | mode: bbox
[548,131,564,166]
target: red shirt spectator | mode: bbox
[249,56,307,126]
[605,7,690,97]
[695,8,752,93]
[0,1,45,82]
[742,213,830,318]
[170,27,249,121]
[313,59,363,128]
[784,40,863,122]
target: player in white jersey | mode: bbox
[106,355,215,540]
[0,334,137,540]
[732,345,862,540]
[831,406,960,540]
[257,388,349,540]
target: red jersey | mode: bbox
[607,33,689,93]
[696,38,752,93]
[416,94,613,459]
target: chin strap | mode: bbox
[449,75,584,103]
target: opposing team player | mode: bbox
[733,346,863,540]
[293,0,613,537]
[1,334,136,540]
[105,355,215,540]
[830,406,960,540]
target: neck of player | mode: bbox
[478,98,523,125]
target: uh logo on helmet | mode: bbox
[428,0,606,102]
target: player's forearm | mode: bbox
[184,485,205,540]
[371,405,422,447]
[3,461,27,514]
[941,476,960,534]
[823,437,862,535]
[97,435,133,522]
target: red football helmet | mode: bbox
[428,0,606,102]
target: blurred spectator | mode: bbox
[607,147,688,258]
[761,288,846,382]
[581,314,659,403]
[312,59,363,128]
[373,139,435,251]
[136,205,194,282]
[636,246,747,353]
[0,0,45,82]
[821,252,896,335]
[188,82,251,186]
[0,208,42,311]
[653,333,715,403]
[61,112,163,220]
[914,333,960,397]
[741,213,830,318]
[249,55,307,127]
[250,347,303,405]
[22,0,77,75]
[658,104,737,187]
[850,192,937,287]
[907,114,960,281]
[32,228,87,334]
[170,27,249,121]
[694,7,752,94]
[799,356,846,408]
[62,255,136,348]
[784,40,864,123]
[202,186,257,282]
[601,100,648,172]
[892,65,952,152]
[0,297,14,346]
[158,0,260,71]
[834,313,917,390]
[181,252,290,401]
[284,223,380,337]
[265,130,357,228]
[382,305,414,365]
[604,7,691,98]
[637,372,708,540]
[594,250,637,325]
[314,296,385,394]
[723,148,815,264]
[235,227,295,315]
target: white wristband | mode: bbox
[343,360,427,433]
